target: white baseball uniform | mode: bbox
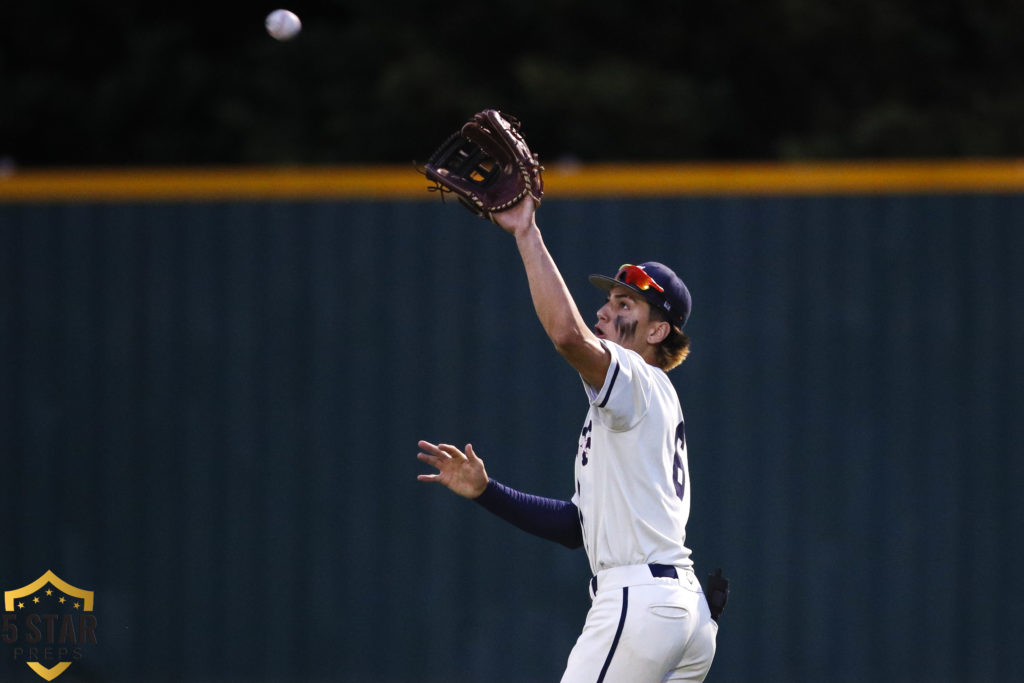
[563,340,717,683]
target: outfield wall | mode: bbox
[1,164,1022,682]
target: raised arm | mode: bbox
[492,199,610,389]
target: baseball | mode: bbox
[265,9,302,41]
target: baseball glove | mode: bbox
[422,109,544,221]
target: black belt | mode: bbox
[590,563,678,594]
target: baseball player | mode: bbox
[417,197,718,682]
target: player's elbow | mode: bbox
[550,325,590,356]
[551,331,609,388]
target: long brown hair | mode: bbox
[649,306,691,371]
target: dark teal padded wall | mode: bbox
[1,194,1021,682]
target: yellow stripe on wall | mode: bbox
[2,160,1024,202]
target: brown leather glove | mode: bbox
[423,109,544,221]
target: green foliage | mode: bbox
[2,0,1023,165]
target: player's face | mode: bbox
[594,286,652,349]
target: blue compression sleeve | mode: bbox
[474,480,583,549]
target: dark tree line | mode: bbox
[3,0,1023,167]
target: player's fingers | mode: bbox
[416,452,442,468]
[438,443,466,459]
[418,442,454,463]
[418,440,442,455]
[465,443,479,461]
[417,473,442,483]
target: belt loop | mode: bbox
[648,564,678,580]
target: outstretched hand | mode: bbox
[416,440,489,499]
[491,195,538,237]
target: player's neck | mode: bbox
[623,340,660,369]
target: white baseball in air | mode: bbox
[265,9,302,41]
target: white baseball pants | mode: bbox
[560,565,718,683]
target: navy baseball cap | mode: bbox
[589,262,692,329]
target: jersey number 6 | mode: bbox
[672,421,686,500]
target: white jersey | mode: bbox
[571,340,693,575]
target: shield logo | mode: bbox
[3,570,96,681]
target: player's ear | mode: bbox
[646,319,670,345]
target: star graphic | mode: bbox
[32,596,40,604]
[73,602,80,610]
[59,597,66,604]
[17,601,24,609]
[45,589,53,596]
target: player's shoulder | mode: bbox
[591,341,678,430]
[598,341,675,403]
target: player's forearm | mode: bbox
[475,479,584,549]
[514,225,591,351]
